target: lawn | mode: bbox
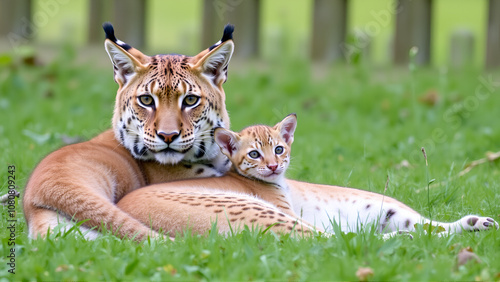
[1,44,500,280]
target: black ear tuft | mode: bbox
[209,24,235,51]
[221,24,234,42]
[102,22,132,51]
[102,22,117,42]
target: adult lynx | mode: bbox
[23,23,237,240]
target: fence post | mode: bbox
[486,0,500,68]
[202,0,260,58]
[201,0,226,49]
[0,0,32,47]
[449,29,474,68]
[227,0,260,58]
[311,0,348,62]
[393,0,432,65]
[111,0,147,48]
[88,0,112,44]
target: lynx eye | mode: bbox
[138,95,154,107]
[275,146,284,155]
[183,95,200,107]
[248,150,260,159]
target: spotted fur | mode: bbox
[118,187,315,237]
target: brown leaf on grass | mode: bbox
[419,89,440,106]
[457,247,481,267]
[356,266,374,281]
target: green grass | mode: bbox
[1,46,500,280]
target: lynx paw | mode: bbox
[460,215,499,232]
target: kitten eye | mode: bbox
[183,95,200,107]
[248,150,260,159]
[275,146,284,155]
[138,95,154,107]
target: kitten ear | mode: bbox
[191,24,234,87]
[276,114,297,145]
[103,22,148,86]
[214,127,240,157]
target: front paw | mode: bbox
[461,215,499,232]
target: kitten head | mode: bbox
[214,114,297,185]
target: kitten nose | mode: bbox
[267,164,278,171]
[157,131,179,144]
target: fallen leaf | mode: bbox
[419,89,440,106]
[356,266,374,281]
[457,247,481,267]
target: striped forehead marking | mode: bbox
[238,126,283,152]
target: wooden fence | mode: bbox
[1,0,499,68]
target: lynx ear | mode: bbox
[214,127,240,157]
[192,25,234,87]
[103,22,148,86]
[276,114,297,145]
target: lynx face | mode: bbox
[215,114,297,185]
[103,23,234,165]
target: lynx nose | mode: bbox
[157,131,179,144]
[267,164,278,172]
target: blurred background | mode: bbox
[0,0,499,68]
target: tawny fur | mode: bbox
[117,175,315,236]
